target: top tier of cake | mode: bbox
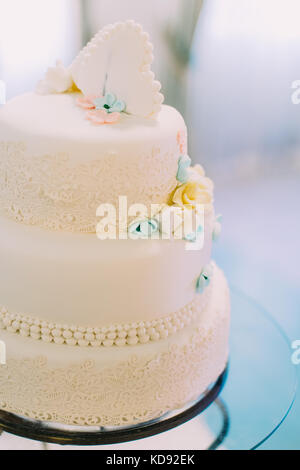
[0,21,214,236]
[0,93,186,232]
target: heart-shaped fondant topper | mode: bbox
[70,20,164,118]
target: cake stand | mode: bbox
[0,287,297,450]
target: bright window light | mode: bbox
[208,0,300,42]
[0,0,81,97]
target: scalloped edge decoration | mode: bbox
[70,20,164,118]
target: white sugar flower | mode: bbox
[36,60,73,95]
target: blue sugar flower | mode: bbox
[212,214,222,242]
[184,224,203,243]
[196,263,213,294]
[176,155,191,183]
[94,93,126,114]
[128,218,159,239]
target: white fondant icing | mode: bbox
[70,21,164,118]
[0,94,186,232]
[0,284,211,347]
[0,214,213,327]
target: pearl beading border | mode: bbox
[0,286,211,348]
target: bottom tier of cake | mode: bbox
[0,264,230,427]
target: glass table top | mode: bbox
[203,286,298,450]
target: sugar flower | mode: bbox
[212,214,222,241]
[86,109,121,125]
[36,60,73,95]
[128,218,159,239]
[196,264,213,294]
[176,155,192,184]
[177,130,187,154]
[94,93,126,114]
[76,95,99,109]
[172,180,213,210]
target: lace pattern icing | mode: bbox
[0,306,229,427]
[0,142,178,233]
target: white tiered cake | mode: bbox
[0,21,230,427]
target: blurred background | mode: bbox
[0,0,299,450]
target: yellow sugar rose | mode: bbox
[191,164,205,178]
[188,165,214,191]
[172,180,213,209]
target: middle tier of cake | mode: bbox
[0,213,213,335]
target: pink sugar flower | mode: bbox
[76,95,99,110]
[86,109,121,125]
[177,130,188,154]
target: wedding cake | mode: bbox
[0,21,230,427]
